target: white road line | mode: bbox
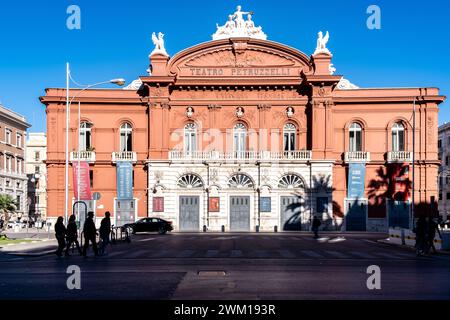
[348,251,376,259]
[300,250,324,258]
[375,252,403,259]
[137,238,156,242]
[323,250,350,259]
[205,250,219,257]
[278,249,296,258]
[230,250,242,258]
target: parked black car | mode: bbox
[124,218,173,234]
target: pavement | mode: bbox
[1,232,450,299]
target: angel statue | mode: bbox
[150,32,168,56]
[314,31,331,55]
[233,5,253,29]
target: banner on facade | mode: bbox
[153,197,164,212]
[389,164,410,201]
[209,197,220,212]
[116,161,133,200]
[347,163,366,199]
[260,197,272,212]
[72,161,92,201]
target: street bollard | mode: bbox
[203,225,207,232]
[274,225,278,233]
[256,225,260,233]
[221,225,225,233]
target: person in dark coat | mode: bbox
[312,216,322,239]
[415,216,427,256]
[82,212,98,257]
[65,214,82,256]
[54,216,66,257]
[98,211,111,255]
[425,216,442,254]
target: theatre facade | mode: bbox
[41,8,445,231]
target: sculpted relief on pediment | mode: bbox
[183,48,297,68]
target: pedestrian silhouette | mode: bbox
[426,216,442,254]
[312,215,321,239]
[415,216,427,256]
[65,214,82,256]
[82,211,99,257]
[54,216,66,257]
[99,211,111,255]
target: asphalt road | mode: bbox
[1,232,449,300]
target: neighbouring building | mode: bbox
[0,104,31,220]
[438,123,450,222]
[25,133,47,222]
[40,6,445,231]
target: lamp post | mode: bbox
[65,62,125,223]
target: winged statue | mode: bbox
[314,31,331,55]
[150,32,168,56]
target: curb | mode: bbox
[6,249,56,257]
[377,239,450,256]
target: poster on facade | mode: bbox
[260,197,272,212]
[72,161,92,200]
[209,197,220,212]
[116,161,133,200]
[389,164,411,201]
[153,197,164,212]
[347,163,366,199]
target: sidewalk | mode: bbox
[378,238,450,256]
[0,239,57,257]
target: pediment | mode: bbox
[167,38,313,78]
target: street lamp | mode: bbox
[65,63,125,223]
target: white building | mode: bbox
[438,123,450,222]
[25,133,47,222]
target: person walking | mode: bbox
[82,212,99,257]
[415,216,427,256]
[98,211,111,255]
[54,216,66,257]
[312,215,321,239]
[426,216,442,254]
[65,214,82,256]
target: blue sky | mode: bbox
[0,0,448,132]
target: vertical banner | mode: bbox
[72,161,92,200]
[347,163,366,199]
[116,162,133,200]
[389,164,410,201]
[153,197,164,212]
[260,197,272,212]
[209,197,220,212]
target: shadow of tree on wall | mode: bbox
[282,175,343,231]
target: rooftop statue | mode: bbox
[212,5,267,40]
[314,31,331,55]
[150,32,168,56]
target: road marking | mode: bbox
[177,250,195,258]
[323,250,350,259]
[137,238,156,242]
[300,250,324,258]
[230,250,242,258]
[348,251,376,259]
[205,250,219,258]
[278,249,296,258]
[375,252,403,259]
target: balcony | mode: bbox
[387,151,413,163]
[168,150,312,162]
[112,151,137,163]
[344,151,370,163]
[70,151,96,163]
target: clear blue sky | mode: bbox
[0,0,448,132]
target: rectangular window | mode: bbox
[16,159,22,174]
[447,193,450,200]
[89,170,94,188]
[16,133,22,147]
[35,195,40,205]
[5,129,12,144]
[439,193,443,201]
[5,179,11,188]
[438,140,442,148]
[448,136,450,146]
[35,166,40,174]
[16,195,21,211]
[34,152,40,161]
[446,156,449,166]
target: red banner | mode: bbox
[73,161,92,201]
[389,164,411,201]
[153,197,164,212]
[209,197,220,212]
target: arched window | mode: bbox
[349,122,362,152]
[392,122,405,152]
[228,173,254,189]
[184,123,197,154]
[283,123,297,152]
[79,122,92,151]
[177,173,204,189]
[233,123,247,156]
[278,174,305,189]
[120,123,133,152]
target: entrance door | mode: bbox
[179,196,200,231]
[389,200,410,229]
[230,196,250,231]
[345,199,367,231]
[280,196,304,231]
[115,199,136,227]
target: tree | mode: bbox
[0,194,17,232]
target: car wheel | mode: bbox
[158,227,167,235]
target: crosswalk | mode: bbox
[96,247,441,261]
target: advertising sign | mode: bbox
[347,163,366,199]
[260,197,272,212]
[72,161,92,200]
[153,197,164,212]
[116,162,133,200]
[209,197,220,212]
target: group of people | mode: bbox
[414,216,443,256]
[54,211,111,257]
